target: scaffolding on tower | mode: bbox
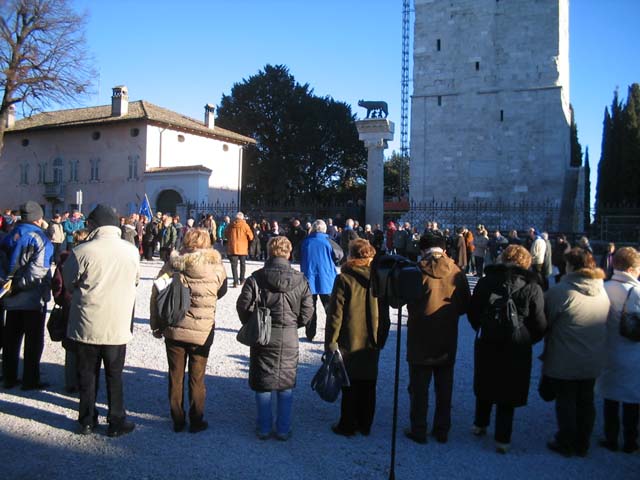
[399,0,411,197]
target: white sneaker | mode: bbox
[471,425,487,436]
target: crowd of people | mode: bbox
[0,202,638,459]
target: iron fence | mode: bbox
[405,198,562,233]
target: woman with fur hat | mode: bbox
[150,228,227,433]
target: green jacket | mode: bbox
[326,259,386,380]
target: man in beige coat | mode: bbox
[225,212,254,288]
[63,204,140,437]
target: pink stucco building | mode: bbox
[0,86,254,218]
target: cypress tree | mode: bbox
[584,147,591,229]
[570,105,583,167]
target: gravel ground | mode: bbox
[1,258,638,480]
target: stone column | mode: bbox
[356,119,394,228]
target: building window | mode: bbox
[128,154,139,180]
[20,163,29,185]
[68,160,79,182]
[130,128,140,137]
[92,131,101,140]
[38,162,46,184]
[475,61,480,71]
[500,110,504,122]
[437,96,442,106]
[437,39,441,51]
[222,144,229,152]
[21,138,29,147]
[53,157,64,184]
[90,158,101,181]
[177,134,185,143]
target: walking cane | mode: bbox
[388,305,403,480]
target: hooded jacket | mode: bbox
[543,268,609,380]
[236,256,313,391]
[64,226,139,345]
[150,248,227,347]
[468,263,546,406]
[225,219,254,256]
[406,251,471,365]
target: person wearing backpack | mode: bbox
[405,234,471,444]
[150,228,227,433]
[468,244,547,453]
[542,247,609,457]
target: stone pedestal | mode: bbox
[356,119,394,228]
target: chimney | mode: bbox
[204,104,215,128]
[5,105,15,128]
[111,85,129,117]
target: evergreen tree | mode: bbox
[570,105,583,168]
[383,152,409,197]
[584,147,591,229]
[216,64,366,204]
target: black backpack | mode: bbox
[479,283,526,344]
[155,271,191,331]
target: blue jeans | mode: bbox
[255,389,293,435]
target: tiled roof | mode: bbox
[145,165,212,174]
[6,100,255,145]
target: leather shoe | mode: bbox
[331,423,356,437]
[189,420,208,433]
[547,440,573,457]
[107,420,135,438]
[404,428,427,444]
[76,424,94,435]
[173,421,186,433]
[2,379,20,389]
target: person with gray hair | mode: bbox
[225,211,254,288]
[300,219,343,341]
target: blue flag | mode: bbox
[139,194,153,220]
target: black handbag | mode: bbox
[311,349,350,403]
[47,305,66,342]
[620,287,640,342]
[237,278,271,347]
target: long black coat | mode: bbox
[236,257,313,392]
[468,264,546,407]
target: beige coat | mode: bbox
[543,268,610,380]
[63,226,140,345]
[150,248,227,346]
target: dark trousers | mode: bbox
[552,378,596,453]
[474,256,485,277]
[408,363,454,437]
[474,398,515,444]
[143,242,155,260]
[305,293,330,341]
[0,308,4,355]
[604,398,639,450]
[52,242,64,264]
[2,309,45,387]
[337,380,377,434]
[228,255,246,285]
[76,343,127,427]
[165,338,211,426]
[533,264,549,291]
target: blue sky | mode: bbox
[72,0,639,206]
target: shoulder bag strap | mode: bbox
[364,280,379,350]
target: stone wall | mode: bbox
[410,0,574,230]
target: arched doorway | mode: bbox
[156,189,183,216]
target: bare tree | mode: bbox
[0,0,94,152]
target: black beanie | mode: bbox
[20,201,44,222]
[87,204,119,228]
